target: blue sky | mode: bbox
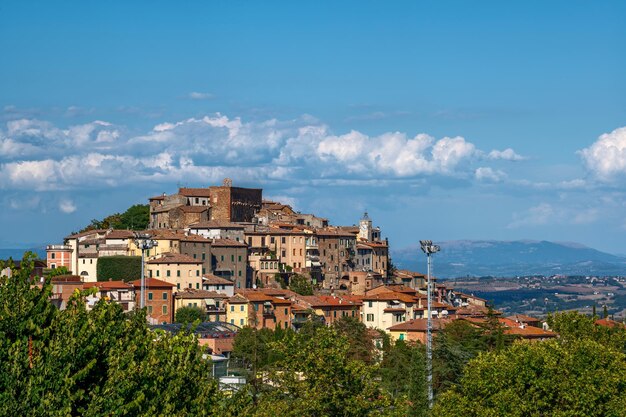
[1,1,625,254]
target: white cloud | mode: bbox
[0,113,524,191]
[188,92,214,100]
[579,127,626,180]
[488,148,524,161]
[475,167,506,182]
[59,199,77,214]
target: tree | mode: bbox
[175,306,207,324]
[0,252,222,416]
[378,340,428,416]
[79,204,149,233]
[47,266,70,277]
[288,274,313,296]
[333,316,376,364]
[252,326,396,416]
[432,338,626,417]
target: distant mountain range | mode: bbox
[392,240,626,278]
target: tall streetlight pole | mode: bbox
[134,233,158,309]
[420,240,440,409]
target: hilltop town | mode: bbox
[34,179,572,355]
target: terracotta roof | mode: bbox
[147,253,201,264]
[178,206,209,213]
[395,269,426,279]
[179,234,211,243]
[362,292,418,304]
[189,220,244,229]
[178,187,212,197]
[227,293,249,303]
[129,278,175,288]
[498,318,557,338]
[298,295,362,307]
[84,280,133,290]
[315,228,356,237]
[50,275,83,283]
[595,318,626,329]
[388,318,452,332]
[106,230,135,239]
[210,238,246,247]
[202,274,235,285]
[65,229,108,239]
[507,314,541,324]
[175,289,228,299]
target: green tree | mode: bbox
[432,339,626,417]
[0,252,221,416]
[47,266,70,277]
[288,273,313,296]
[379,340,428,416]
[175,306,208,323]
[253,326,396,416]
[333,316,376,364]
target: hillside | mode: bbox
[392,240,626,278]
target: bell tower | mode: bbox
[359,211,372,241]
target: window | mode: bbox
[196,270,200,276]
[51,253,56,259]
[238,255,242,262]
[240,305,245,312]
[193,254,197,259]
[368,301,373,308]
[281,237,286,244]
[162,292,168,300]
[202,253,206,260]
[156,270,160,277]
[399,333,405,340]
[284,308,288,315]
[240,319,244,326]
[177,283,180,290]
[221,255,224,261]
[188,283,192,288]
[333,311,337,318]
[148,292,153,301]
[366,314,374,322]
[162,305,168,314]
[166,270,171,277]
[238,270,242,277]
[230,305,234,312]
[230,319,234,324]
[148,306,153,314]
[270,237,275,244]
[231,255,234,262]
[196,283,199,289]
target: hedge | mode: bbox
[97,256,142,282]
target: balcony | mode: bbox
[47,245,72,251]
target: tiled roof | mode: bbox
[129,278,176,288]
[298,295,361,307]
[388,318,452,332]
[106,230,135,239]
[178,187,212,197]
[178,206,209,213]
[202,274,235,285]
[395,269,426,279]
[84,280,133,290]
[595,318,626,329]
[147,253,201,264]
[175,289,228,299]
[189,220,244,229]
[507,314,541,323]
[315,228,356,237]
[50,275,83,283]
[179,234,211,243]
[227,293,249,303]
[210,238,246,247]
[362,291,418,304]
[65,229,108,239]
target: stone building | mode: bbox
[146,253,203,291]
[208,179,262,223]
[315,228,357,289]
[210,238,249,289]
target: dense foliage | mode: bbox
[288,273,313,295]
[96,256,141,282]
[175,305,208,323]
[0,253,220,416]
[80,204,149,233]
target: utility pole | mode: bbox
[134,233,158,309]
[420,240,440,409]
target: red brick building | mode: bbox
[131,278,175,324]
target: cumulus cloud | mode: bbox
[579,127,626,180]
[59,199,77,214]
[475,167,506,182]
[0,113,523,191]
[488,148,525,161]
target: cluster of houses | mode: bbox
[41,179,564,356]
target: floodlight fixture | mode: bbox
[134,233,158,309]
